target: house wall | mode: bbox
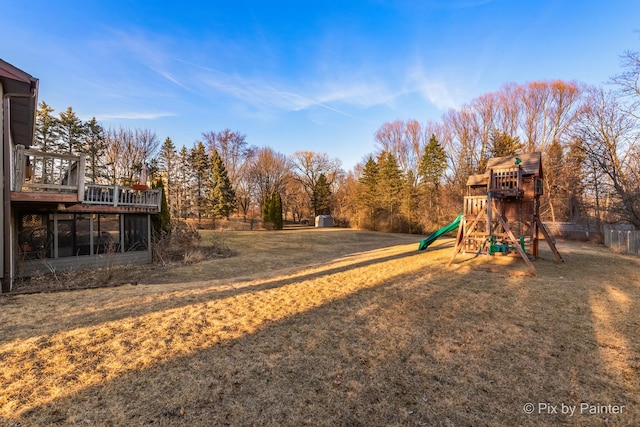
[0,80,4,283]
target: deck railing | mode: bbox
[14,145,161,211]
[84,184,162,210]
[464,195,488,216]
[489,166,522,193]
[14,144,85,200]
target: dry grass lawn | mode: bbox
[0,228,639,426]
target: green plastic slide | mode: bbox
[417,214,463,251]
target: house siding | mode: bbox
[1,79,5,283]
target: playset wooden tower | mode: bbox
[448,152,563,274]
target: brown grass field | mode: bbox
[1,228,639,426]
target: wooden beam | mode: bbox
[534,216,564,263]
[497,215,537,275]
[10,192,79,203]
[448,206,487,266]
[65,204,159,214]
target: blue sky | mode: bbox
[2,1,638,170]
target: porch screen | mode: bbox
[124,214,148,251]
[17,214,53,259]
[94,214,120,254]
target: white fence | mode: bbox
[604,229,640,256]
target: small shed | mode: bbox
[315,215,333,228]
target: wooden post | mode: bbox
[448,205,487,266]
[486,191,492,237]
[13,144,26,192]
[498,215,537,274]
[534,216,564,263]
[77,155,86,202]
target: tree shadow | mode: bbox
[1,246,426,344]
[6,245,639,426]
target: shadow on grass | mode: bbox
[0,245,427,344]
[8,251,639,427]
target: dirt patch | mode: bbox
[1,229,638,426]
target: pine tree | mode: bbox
[418,134,448,224]
[210,148,237,219]
[262,192,283,230]
[357,156,380,230]
[158,137,178,216]
[176,146,190,219]
[35,101,59,151]
[80,117,106,184]
[402,169,420,233]
[262,193,275,229]
[377,152,404,231]
[58,106,85,154]
[274,192,283,230]
[34,101,60,183]
[313,173,332,216]
[489,128,523,158]
[152,178,171,235]
[418,134,447,188]
[188,141,210,225]
[262,193,271,227]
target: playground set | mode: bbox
[418,152,563,274]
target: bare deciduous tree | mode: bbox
[572,86,640,228]
[289,151,342,217]
[250,147,290,209]
[610,49,640,118]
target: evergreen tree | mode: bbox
[418,134,448,224]
[34,101,60,183]
[262,192,283,229]
[489,128,523,158]
[418,134,448,188]
[158,137,178,216]
[80,117,106,184]
[151,178,171,235]
[312,173,332,215]
[188,141,210,225]
[58,106,85,154]
[210,148,237,219]
[273,192,283,229]
[401,169,420,233]
[377,151,404,231]
[357,156,380,230]
[34,101,59,151]
[262,193,273,228]
[262,193,275,229]
[176,146,191,219]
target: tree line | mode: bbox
[32,108,342,228]
[33,47,640,233]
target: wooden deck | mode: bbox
[12,145,161,213]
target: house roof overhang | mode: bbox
[0,59,39,149]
